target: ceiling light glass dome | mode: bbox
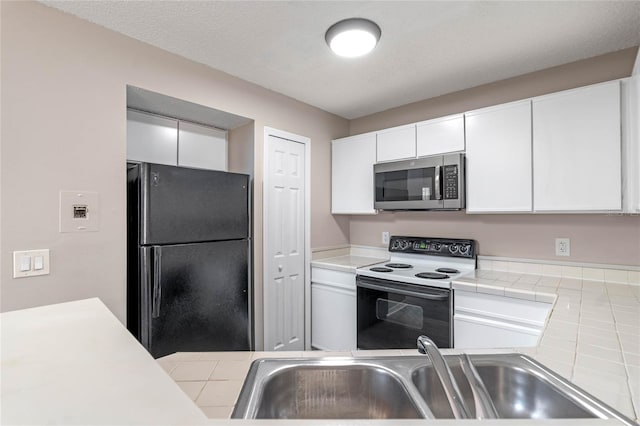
[325,18,381,58]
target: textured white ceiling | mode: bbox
[41,1,640,119]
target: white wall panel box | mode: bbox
[59,191,99,232]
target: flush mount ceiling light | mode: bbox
[325,18,381,58]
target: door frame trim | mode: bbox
[263,127,311,350]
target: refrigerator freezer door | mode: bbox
[139,163,249,245]
[143,240,250,358]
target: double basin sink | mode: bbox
[232,354,634,423]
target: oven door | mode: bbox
[356,275,452,350]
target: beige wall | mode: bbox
[0,0,350,344]
[349,47,640,266]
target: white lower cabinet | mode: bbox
[311,267,357,351]
[454,290,551,349]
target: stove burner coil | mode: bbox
[435,267,459,274]
[370,267,393,272]
[385,263,413,269]
[415,272,450,279]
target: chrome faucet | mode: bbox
[417,335,470,419]
[417,335,499,420]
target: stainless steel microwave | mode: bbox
[374,153,465,210]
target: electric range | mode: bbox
[356,236,477,289]
[355,236,477,350]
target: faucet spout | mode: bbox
[417,335,471,420]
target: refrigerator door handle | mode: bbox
[152,247,162,318]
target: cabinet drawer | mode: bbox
[454,290,550,326]
[311,267,356,291]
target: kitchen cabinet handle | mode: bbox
[152,247,162,318]
[278,265,283,272]
[357,280,449,301]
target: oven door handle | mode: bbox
[357,280,449,301]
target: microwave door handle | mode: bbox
[435,165,442,200]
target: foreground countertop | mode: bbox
[0,298,209,425]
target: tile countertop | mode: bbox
[310,254,388,272]
[161,269,640,425]
[452,270,640,422]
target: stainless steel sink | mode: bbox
[252,364,421,419]
[412,356,596,419]
[232,354,636,424]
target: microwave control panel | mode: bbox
[443,165,458,200]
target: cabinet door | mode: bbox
[332,133,377,214]
[311,268,356,351]
[465,100,532,213]
[416,113,465,157]
[127,110,178,166]
[376,124,416,162]
[178,121,227,171]
[533,81,622,212]
[622,76,640,213]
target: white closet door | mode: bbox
[264,134,306,351]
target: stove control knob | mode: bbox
[459,244,470,255]
[433,243,441,251]
[391,240,400,250]
[449,244,459,254]
[399,240,409,250]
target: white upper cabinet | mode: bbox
[127,110,178,166]
[622,76,640,213]
[376,124,416,162]
[465,100,533,213]
[127,110,228,171]
[332,133,377,214]
[178,121,227,171]
[416,113,465,157]
[532,81,622,212]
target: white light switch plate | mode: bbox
[13,249,50,278]
[60,191,99,232]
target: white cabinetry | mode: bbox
[465,100,533,213]
[376,124,416,162]
[127,110,178,166]
[622,76,640,213]
[178,121,227,171]
[311,267,357,351]
[416,113,465,157]
[532,81,622,212]
[454,291,551,349]
[127,110,228,171]
[331,133,377,214]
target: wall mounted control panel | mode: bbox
[388,236,476,259]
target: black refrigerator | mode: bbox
[127,162,252,358]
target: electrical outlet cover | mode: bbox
[555,238,571,256]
